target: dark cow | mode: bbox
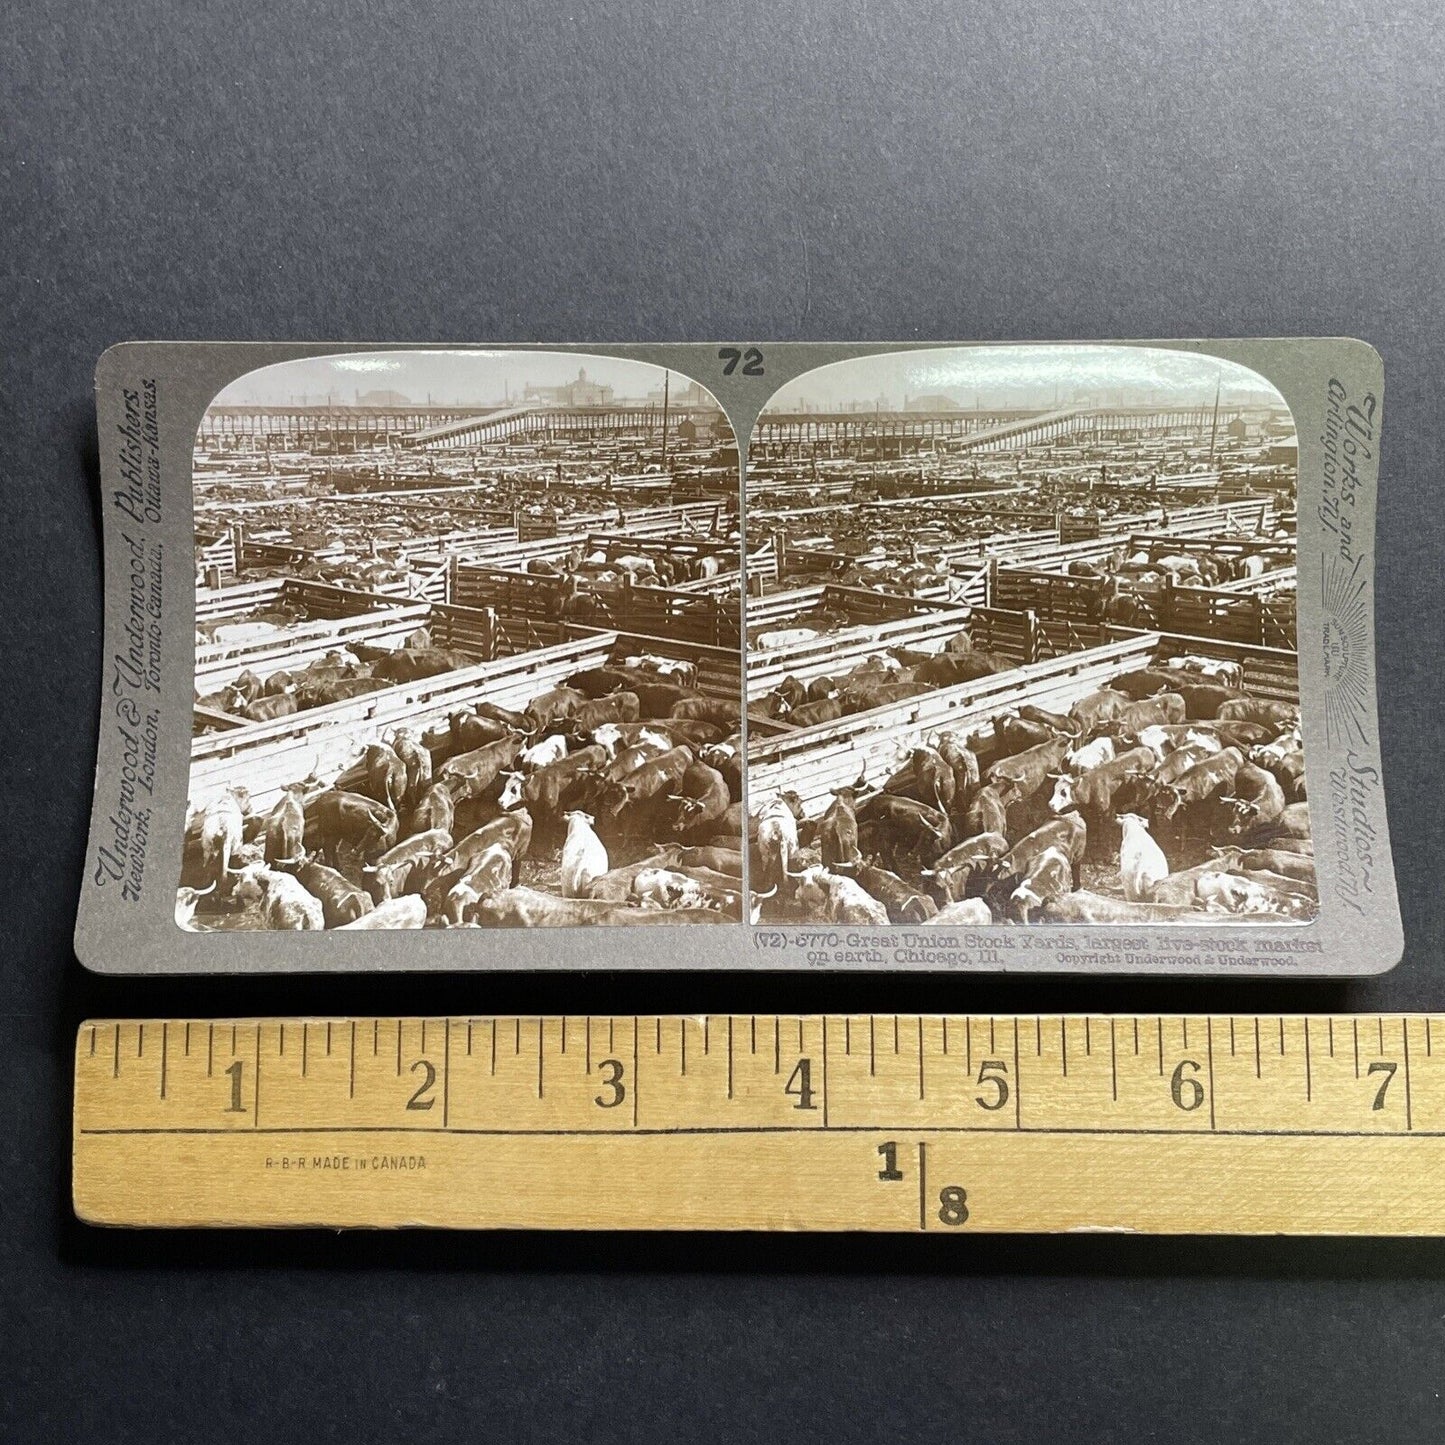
[262,786,307,867]
[522,744,609,818]
[1110,668,1183,700]
[406,781,456,839]
[786,696,845,729]
[1000,813,1088,881]
[915,651,1012,689]
[962,784,1010,839]
[1216,698,1299,730]
[296,860,373,927]
[666,761,731,835]
[852,864,938,924]
[856,794,952,867]
[1224,759,1287,834]
[817,788,861,868]
[362,828,454,901]
[364,742,408,814]
[921,831,1010,902]
[669,697,739,729]
[1117,692,1186,733]
[370,648,473,684]
[523,686,588,731]
[1068,688,1132,731]
[984,735,1072,807]
[1175,683,1248,720]
[437,736,525,803]
[303,791,398,864]
[597,746,695,819]
[568,692,642,731]
[448,710,514,752]
[243,693,298,723]
[1152,747,1245,823]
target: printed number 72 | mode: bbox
[718,347,764,377]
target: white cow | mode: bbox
[1065,735,1116,774]
[1118,814,1169,903]
[560,812,609,899]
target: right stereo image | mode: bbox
[744,344,1312,927]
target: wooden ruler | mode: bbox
[73,1015,1445,1234]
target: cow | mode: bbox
[994,713,1057,754]
[666,761,731,835]
[673,844,743,876]
[303,790,398,865]
[296,860,373,927]
[473,888,660,927]
[438,810,534,881]
[336,895,427,929]
[1065,734,1117,774]
[1001,814,1088,882]
[524,686,588,732]
[596,746,694,819]
[1238,801,1311,845]
[523,744,608,818]
[985,735,1072,807]
[1048,747,1156,818]
[370,647,473,684]
[560,812,609,898]
[817,788,861,868]
[1110,668,1184,700]
[630,868,711,911]
[785,696,845,729]
[1212,845,1317,883]
[174,882,214,930]
[921,831,1010,903]
[793,866,890,925]
[362,828,454,901]
[389,728,433,804]
[851,864,938,924]
[262,786,307,867]
[518,733,570,772]
[1118,813,1169,901]
[585,851,689,902]
[1216,698,1300,731]
[669,697,739,729]
[934,732,980,804]
[1223,759,1287,834]
[440,842,515,925]
[962,784,1010,840]
[407,782,456,839]
[232,863,324,930]
[1069,689,1132,731]
[915,651,1012,688]
[437,736,525,803]
[449,709,516,752]
[364,742,408,814]
[196,788,248,888]
[1007,846,1074,923]
[754,793,803,893]
[699,738,742,798]
[1166,655,1244,686]
[1150,747,1245,823]
[243,693,298,723]
[856,794,952,868]
[1174,683,1247,720]
[931,898,995,925]
[1039,891,1196,924]
[1117,692,1186,733]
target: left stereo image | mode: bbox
[183,350,746,930]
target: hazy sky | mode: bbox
[765,345,1286,412]
[211,350,694,407]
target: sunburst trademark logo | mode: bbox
[1321,553,1370,746]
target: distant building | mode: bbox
[355,388,412,407]
[524,367,615,407]
[904,393,961,412]
[644,378,718,408]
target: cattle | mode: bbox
[440,843,515,925]
[364,742,408,814]
[296,861,373,928]
[1117,692,1186,733]
[1118,813,1169,901]
[630,868,711,911]
[1065,734,1116,774]
[962,785,1010,840]
[473,888,667,928]
[931,898,995,925]
[336,896,427,929]
[389,728,433,803]
[666,761,731,835]
[1216,698,1299,730]
[1110,668,1184,700]
[985,736,1072,807]
[699,738,742,798]
[852,864,938,923]
[1175,683,1246,720]
[1039,891,1195,924]
[560,812,609,898]
[362,828,453,901]
[293,676,390,709]
[437,736,525,803]
[174,882,214,930]
[1047,747,1156,818]
[450,709,517,751]
[519,733,570,772]
[524,744,608,818]
[644,717,726,747]
[1212,845,1316,883]
[1069,689,1131,731]
[754,793,803,892]
[243,693,298,723]
[370,647,473,684]
[669,697,739,728]
[817,788,861,868]
[524,686,588,731]
[1007,847,1074,922]
[784,696,844,729]
[1001,814,1088,882]
[856,795,952,867]
[597,746,694,820]
[196,789,247,890]
[1166,655,1244,686]
[404,781,455,840]
[232,863,325,930]
[1151,747,1244,823]
[262,786,307,867]
[792,866,890,925]
[673,844,743,876]
[1223,760,1287,834]
[585,851,688,903]
[1238,802,1312,845]
[921,831,1010,902]
[915,650,1012,689]
[994,713,1057,754]
[934,732,980,803]
[439,810,534,880]
[569,692,642,731]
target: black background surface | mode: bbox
[5,1,1444,1438]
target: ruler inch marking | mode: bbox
[160,1023,168,1100]
[1402,1017,1414,1133]
[917,1141,928,1232]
